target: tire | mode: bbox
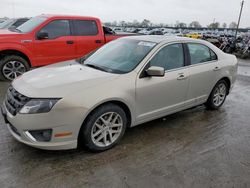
[205,80,229,110]
[0,55,30,81]
[80,104,127,152]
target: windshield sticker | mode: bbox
[138,41,156,47]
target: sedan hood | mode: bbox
[13,60,119,98]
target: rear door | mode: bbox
[185,43,220,107]
[34,19,76,66]
[72,19,104,57]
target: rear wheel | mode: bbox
[80,104,127,152]
[0,55,30,81]
[205,80,229,110]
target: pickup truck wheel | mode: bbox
[0,55,30,81]
[80,104,127,152]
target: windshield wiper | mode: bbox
[84,64,108,72]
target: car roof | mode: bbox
[37,14,99,20]
[122,35,205,44]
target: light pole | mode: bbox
[235,0,245,39]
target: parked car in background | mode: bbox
[184,32,202,39]
[147,29,163,35]
[1,36,238,151]
[0,15,131,81]
[0,18,30,30]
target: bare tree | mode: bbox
[141,19,151,27]
[229,22,237,29]
[222,23,227,28]
[208,22,220,29]
[189,21,202,28]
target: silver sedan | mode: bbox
[1,36,238,151]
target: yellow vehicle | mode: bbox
[184,33,202,39]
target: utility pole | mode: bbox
[235,0,245,39]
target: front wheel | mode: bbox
[0,55,30,81]
[205,80,229,110]
[80,104,127,152]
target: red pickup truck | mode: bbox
[0,15,128,81]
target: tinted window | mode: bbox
[39,20,70,39]
[210,49,218,61]
[150,44,184,70]
[73,20,98,36]
[187,43,217,65]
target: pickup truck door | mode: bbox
[72,20,104,57]
[33,19,76,66]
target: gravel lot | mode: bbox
[0,60,250,188]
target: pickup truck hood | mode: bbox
[12,60,119,98]
[0,29,22,38]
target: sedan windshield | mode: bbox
[84,39,156,74]
[0,19,14,29]
[16,16,47,33]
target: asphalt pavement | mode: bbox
[0,59,250,188]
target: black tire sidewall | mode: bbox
[80,104,127,152]
[0,55,30,81]
[206,80,228,110]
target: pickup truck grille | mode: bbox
[4,86,30,116]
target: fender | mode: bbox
[82,97,136,127]
[0,43,34,66]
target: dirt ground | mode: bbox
[0,59,250,188]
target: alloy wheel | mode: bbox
[2,61,26,80]
[91,112,123,147]
[213,83,227,107]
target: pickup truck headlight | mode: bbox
[19,99,60,114]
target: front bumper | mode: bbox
[1,103,85,150]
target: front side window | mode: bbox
[73,20,98,36]
[187,43,217,65]
[150,43,184,71]
[39,20,70,39]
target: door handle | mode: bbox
[213,66,221,71]
[177,74,187,80]
[66,40,74,45]
[95,40,102,44]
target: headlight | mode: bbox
[19,99,60,114]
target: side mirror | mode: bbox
[37,32,49,40]
[146,66,165,77]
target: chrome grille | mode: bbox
[4,86,30,116]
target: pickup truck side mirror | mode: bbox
[37,32,49,40]
[146,66,165,77]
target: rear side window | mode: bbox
[39,20,70,39]
[187,43,217,65]
[73,20,98,36]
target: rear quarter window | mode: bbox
[187,43,218,65]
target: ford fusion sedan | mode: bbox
[1,36,237,151]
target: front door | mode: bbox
[136,43,190,123]
[34,19,76,66]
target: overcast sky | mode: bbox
[0,0,249,27]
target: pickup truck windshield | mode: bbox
[84,39,156,74]
[16,16,47,33]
